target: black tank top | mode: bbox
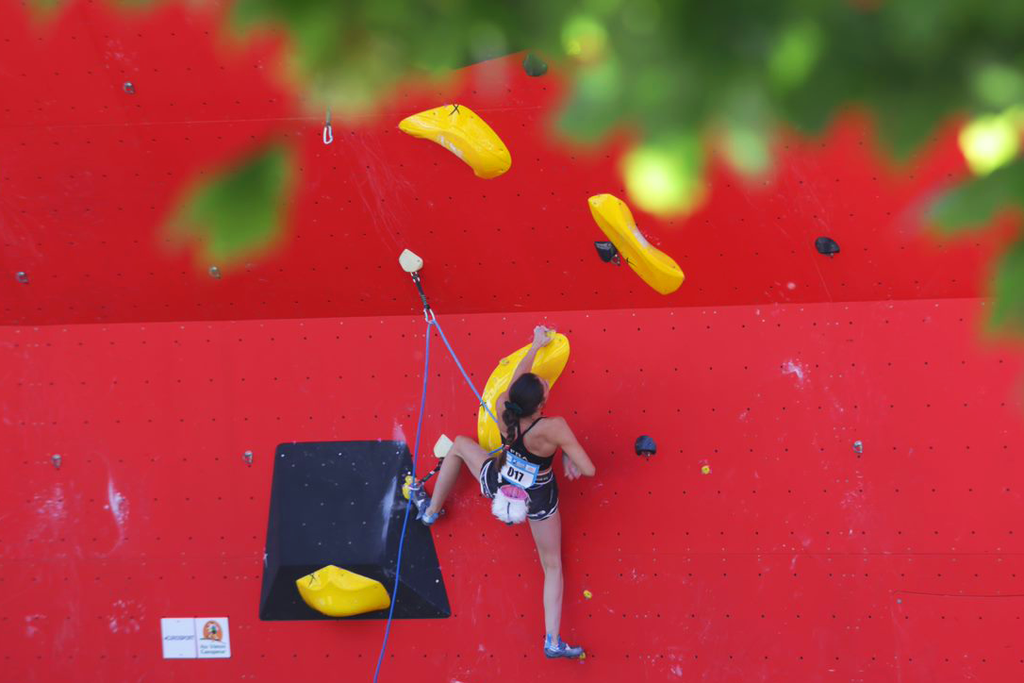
[506,417,555,468]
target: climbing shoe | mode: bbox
[544,635,585,659]
[407,482,439,526]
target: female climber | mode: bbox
[409,324,596,659]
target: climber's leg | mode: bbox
[529,509,564,637]
[529,509,583,658]
[425,436,490,517]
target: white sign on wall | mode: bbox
[195,617,231,658]
[161,617,231,659]
[161,618,198,659]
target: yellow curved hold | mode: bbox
[401,475,414,501]
[588,193,685,295]
[399,104,511,179]
[477,332,570,452]
[296,565,390,617]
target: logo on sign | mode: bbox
[201,621,223,642]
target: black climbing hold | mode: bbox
[595,241,620,265]
[523,53,548,77]
[635,435,657,457]
[259,440,450,620]
[815,236,840,257]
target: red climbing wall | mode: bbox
[1,1,1019,327]
[2,2,1024,683]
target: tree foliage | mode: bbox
[169,145,293,267]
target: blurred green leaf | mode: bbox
[959,110,1022,176]
[769,20,823,91]
[722,125,771,176]
[620,0,660,36]
[26,0,62,13]
[555,57,623,141]
[171,144,293,265]
[622,133,705,216]
[720,82,773,176]
[873,88,956,162]
[991,237,1024,333]
[973,62,1024,109]
[561,14,608,61]
[928,157,1024,234]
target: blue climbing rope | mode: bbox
[372,320,432,683]
[432,317,505,456]
[431,317,498,425]
[374,311,510,680]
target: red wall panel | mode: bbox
[1,2,1019,327]
[3,301,1024,681]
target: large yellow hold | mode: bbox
[477,332,570,452]
[296,565,391,617]
[588,193,685,295]
[399,104,512,179]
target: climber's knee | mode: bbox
[450,435,490,476]
[452,435,475,454]
[539,552,562,575]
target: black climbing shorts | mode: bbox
[479,457,559,522]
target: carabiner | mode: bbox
[322,107,333,145]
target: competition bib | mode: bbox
[501,451,539,489]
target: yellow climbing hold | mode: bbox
[401,474,414,501]
[701,465,711,475]
[583,590,593,599]
[296,565,390,617]
[588,193,685,295]
[477,331,570,451]
[399,104,512,179]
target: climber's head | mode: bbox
[501,373,547,447]
[511,372,547,417]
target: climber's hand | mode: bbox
[532,325,553,348]
[563,454,582,481]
